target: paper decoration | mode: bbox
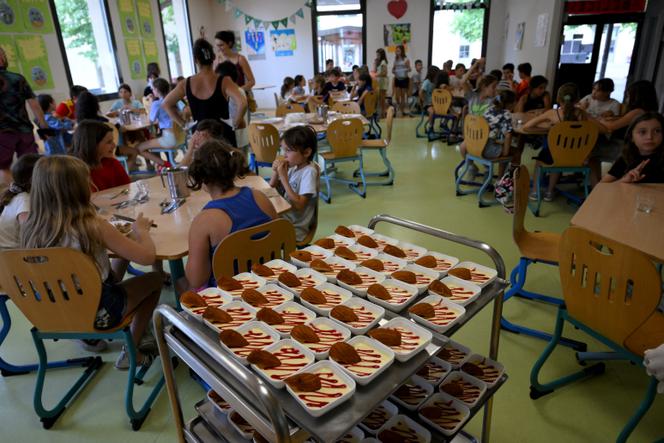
[15,34,53,89]
[534,13,549,48]
[296,8,304,18]
[0,34,20,72]
[125,38,145,80]
[137,0,154,37]
[142,39,158,63]
[19,0,53,33]
[118,0,139,37]
[383,23,411,47]
[244,14,252,25]
[244,29,265,61]
[270,29,295,56]
[514,22,525,51]
[387,0,407,19]
[0,0,22,33]
[219,0,308,29]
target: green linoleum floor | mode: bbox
[0,116,662,442]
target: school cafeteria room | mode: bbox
[0,0,662,441]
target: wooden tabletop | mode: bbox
[571,183,664,261]
[110,115,156,132]
[512,111,549,135]
[254,113,369,134]
[92,175,291,260]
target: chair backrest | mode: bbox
[463,114,490,157]
[363,90,378,117]
[273,92,279,109]
[384,106,395,144]
[275,103,305,118]
[307,95,324,112]
[171,122,187,147]
[248,122,280,164]
[512,165,530,244]
[332,101,361,115]
[559,226,661,349]
[326,118,364,158]
[142,96,153,111]
[212,219,297,279]
[547,121,599,167]
[431,89,453,115]
[0,248,102,333]
[371,78,379,91]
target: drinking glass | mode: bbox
[636,193,654,214]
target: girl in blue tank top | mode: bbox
[182,140,276,290]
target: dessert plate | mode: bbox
[430,276,482,306]
[335,266,386,297]
[289,246,332,267]
[389,375,433,410]
[413,251,459,278]
[376,317,432,363]
[395,264,438,294]
[418,392,470,437]
[415,357,452,386]
[439,371,487,408]
[436,340,472,368]
[312,255,356,283]
[206,389,231,413]
[329,297,385,335]
[408,295,466,333]
[450,261,497,288]
[461,354,505,388]
[255,283,294,309]
[181,289,232,320]
[377,414,432,443]
[285,360,356,417]
[203,300,256,332]
[219,321,280,365]
[271,302,316,337]
[299,282,352,316]
[359,400,398,435]
[292,317,350,360]
[251,339,315,389]
[251,259,297,282]
[278,268,327,296]
[371,254,408,275]
[218,272,267,299]
[332,336,394,386]
[366,279,418,313]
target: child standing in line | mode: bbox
[135,78,175,171]
[21,155,162,369]
[409,59,424,113]
[37,94,73,155]
[0,153,40,249]
[270,126,319,244]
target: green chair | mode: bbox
[530,227,664,443]
[0,248,165,430]
[531,120,599,216]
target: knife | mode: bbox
[112,214,158,228]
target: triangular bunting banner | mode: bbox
[234,8,242,18]
[245,14,253,25]
[254,18,262,28]
[226,1,309,27]
[281,18,288,27]
[290,14,297,24]
[225,0,233,12]
[296,8,304,18]
[272,20,280,29]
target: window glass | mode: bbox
[159,0,195,81]
[316,13,362,72]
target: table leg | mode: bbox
[168,259,185,310]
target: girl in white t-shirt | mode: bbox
[269,126,319,243]
[0,153,41,249]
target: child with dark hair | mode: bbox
[516,62,532,98]
[419,65,440,110]
[135,78,175,170]
[579,78,621,118]
[280,76,296,104]
[75,91,108,123]
[144,62,161,97]
[110,84,144,114]
[352,72,374,113]
[269,126,319,243]
[184,140,276,289]
[37,94,73,155]
[0,153,40,248]
[55,85,87,119]
[322,68,346,102]
[293,75,306,96]
[498,63,516,91]
[180,119,233,167]
[409,59,424,113]
[515,75,551,112]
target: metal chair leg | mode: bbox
[319,157,332,204]
[349,157,367,198]
[616,377,658,443]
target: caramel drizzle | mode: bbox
[233,330,276,357]
[404,249,423,260]
[264,347,311,380]
[361,405,389,430]
[427,400,464,429]
[189,294,226,315]
[389,327,422,352]
[473,361,501,383]
[444,380,481,404]
[319,262,351,276]
[345,306,376,328]
[380,421,423,443]
[434,258,454,271]
[437,347,468,364]
[305,325,344,353]
[296,370,347,408]
[381,286,412,304]
[447,285,475,302]
[417,361,447,382]
[266,265,291,278]
[337,433,357,443]
[211,307,253,330]
[394,383,428,405]
[348,251,373,262]
[429,299,460,326]
[469,267,490,283]
[226,279,262,297]
[318,290,343,308]
[350,273,379,289]
[343,347,383,377]
[274,310,310,334]
[231,413,255,434]
[292,275,319,290]
[414,272,433,285]
[382,260,402,272]
[261,290,288,308]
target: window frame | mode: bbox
[157,0,195,82]
[49,0,124,101]
[311,0,367,74]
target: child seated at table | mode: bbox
[134,78,175,171]
[109,84,144,116]
[515,75,551,113]
[37,94,73,155]
[21,155,162,369]
[351,73,373,114]
[183,140,276,290]
[70,120,130,192]
[269,126,319,244]
[0,153,40,249]
[311,74,325,96]
[293,75,306,96]
[579,78,621,119]
[601,112,664,184]
[322,68,346,103]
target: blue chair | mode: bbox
[454,114,511,207]
[362,90,382,139]
[530,120,598,217]
[0,248,165,430]
[427,89,457,142]
[248,122,280,176]
[530,227,663,443]
[359,106,395,186]
[149,124,188,167]
[319,118,366,203]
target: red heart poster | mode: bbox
[388,0,407,19]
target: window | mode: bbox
[313,0,365,73]
[53,0,121,96]
[431,0,488,67]
[159,0,194,81]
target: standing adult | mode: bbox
[214,31,256,93]
[392,44,411,117]
[374,48,389,118]
[0,46,47,186]
[163,38,246,147]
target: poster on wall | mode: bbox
[383,23,410,52]
[270,29,295,57]
[19,0,53,33]
[0,34,20,72]
[534,13,549,48]
[142,39,158,64]
[125,38,145,80]
[15,34,53,89]
[514,22,525,50]
[244,29,265,61]
[137,0,154,38]
[0,0,22,33]
[118,0,138,37]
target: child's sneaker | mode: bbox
[528,190,538,201]
[543,190,556,202]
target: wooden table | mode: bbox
[330,91,351,102]
[571,182,664,261]
[253,113,369,134]
[512,111,549,135]
[92,175,290,280]
[110,115,156,133]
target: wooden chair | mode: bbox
[248,122,280,175]
[359,106,395,186]
[500,166,585,350]
[530,226,663,443]
[332,101,361,115]
[362,90,381,139]
[306,95,324,113]
[273,92,280,109]
[427,89,456,142]
[0,248,164,430]
[275,103,305,118]
[531,120,599,216]
[212,219,296,279]
[454,115,511,207]
[319,118,367,203]
[142,96,153,111]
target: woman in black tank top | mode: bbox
[163,38,247,147]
